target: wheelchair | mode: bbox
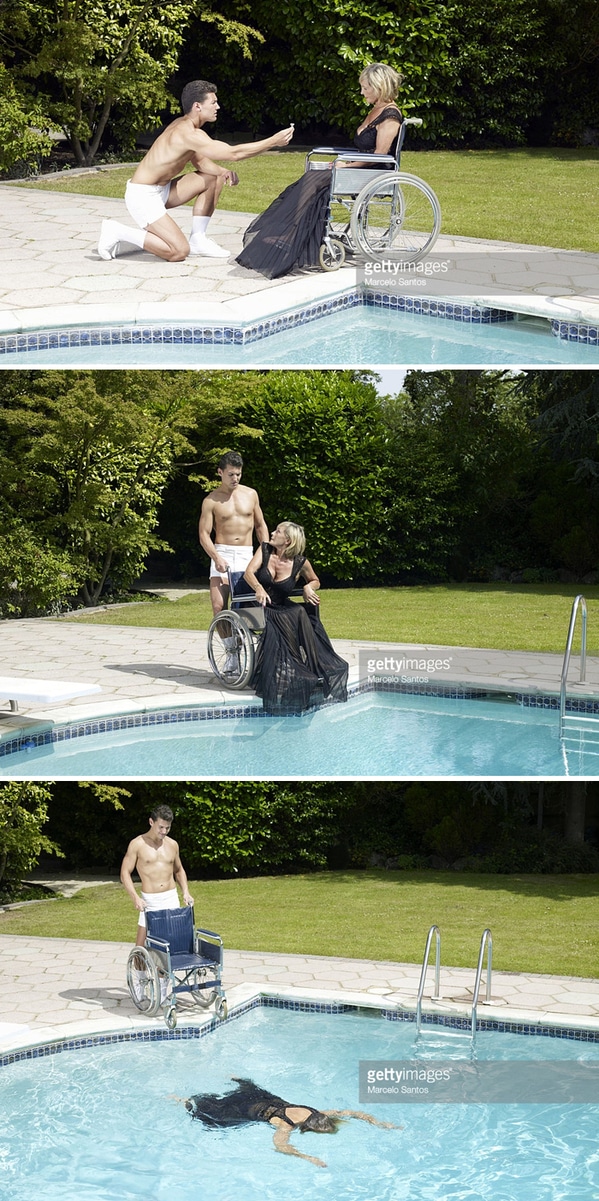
[305,116,441,271]
[126,906,227,1030]
[206,568,306,691]
[206,569,264,691]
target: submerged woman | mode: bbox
[235,62,403,279]
[243,521,348,716]
[183,1077,399,1168]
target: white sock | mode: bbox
[223,636,237,650]
[112,221,146,249]
[192,216,210,236]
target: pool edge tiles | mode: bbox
[2,678,599,764]
[3,991,599,1068]
[1,286,598,358]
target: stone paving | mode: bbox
[1,176,598,342]
[1,608,598,739]
[1,929,599,1054]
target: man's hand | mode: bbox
[272,125,294,148]
[221,169,239,186]
[214,554,230,574]
[184,892,194,907]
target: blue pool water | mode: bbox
[2,1007,599,1201]
[1,691,597,778]
[3,309,598,366]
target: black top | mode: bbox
[255,543,306,608]
[354,105,402,157]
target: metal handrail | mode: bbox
[559,595,588,737]
[415,925,441,1034]
[471,928,493,1038]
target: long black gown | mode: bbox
[235,107,402,279]
[250,543,348,716]
[186,1077,321,1128]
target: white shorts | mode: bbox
[125,180,171,229]
[209,544,254,581]
[137,887,180,928]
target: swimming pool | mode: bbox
[2,1004,599,1200]
[1,689,598,777]
[2,305,598,366]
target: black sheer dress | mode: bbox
[235,107,402,279]
[250,543,348,716]
[186,1078,321,1129]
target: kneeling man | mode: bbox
[98,80,294,261]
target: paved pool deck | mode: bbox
[1,594,598,742]
[1,912,599,1055]
[1,174,598,354]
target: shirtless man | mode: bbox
[97,79,294,262]
[120,804,193,946]
[199,451,268,620]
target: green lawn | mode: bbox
[14,147,599,252]
[2,871,597,977]
[64,583,599,655]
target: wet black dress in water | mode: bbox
[186,1078,319,1128]
[251,543,348,716]
[235,108,402,278]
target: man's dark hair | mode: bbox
[181,80,217,113]
[218,451,243,471]
[150,805,174,823]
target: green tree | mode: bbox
[0,370,198,609]
[0,62,57,175]
[233,370,389,581]
[0,782,64,896]
[0,0,262,166]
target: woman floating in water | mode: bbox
[180,1077,399,1168]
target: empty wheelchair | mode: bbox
[305,116,441,270]
[126,906,227,1030]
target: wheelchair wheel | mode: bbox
[127,947,161,1016]
[207,610,255,689]
[190,967,218,1009]
[350,172,441,263]
[319,238,345,271]
[215,996,228,1021]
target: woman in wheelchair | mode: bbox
[182,1077,399,1168]
[243,520,348,716]
[235,62,403,279]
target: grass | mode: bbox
[1,871,597,977]
[13,146,599,251]
[64,583,599,655]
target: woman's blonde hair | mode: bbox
[279,521,306,559]
[359,63,403,103]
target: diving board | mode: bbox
[0,678,102,713]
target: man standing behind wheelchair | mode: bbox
[235,62,404,278]
[120,805,194,947]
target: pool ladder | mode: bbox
[415,925,493,1039]
[559,595,599,753]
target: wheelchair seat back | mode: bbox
[146,906,194,955]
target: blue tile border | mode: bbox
[1,290,597,357]
[2,681,599,762]
[2,994,598,1068]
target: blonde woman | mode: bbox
[236,63,404,278]
[243,521,348,715]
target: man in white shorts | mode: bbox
[120,804,193,947]
[199,450,268,673]
[97,79,294,262]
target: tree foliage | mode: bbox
[0,782,63,894]
[0,0,262,167]
[185,0,597,146]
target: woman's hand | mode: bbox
[303,583,320,606]
[255,586,271,608]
